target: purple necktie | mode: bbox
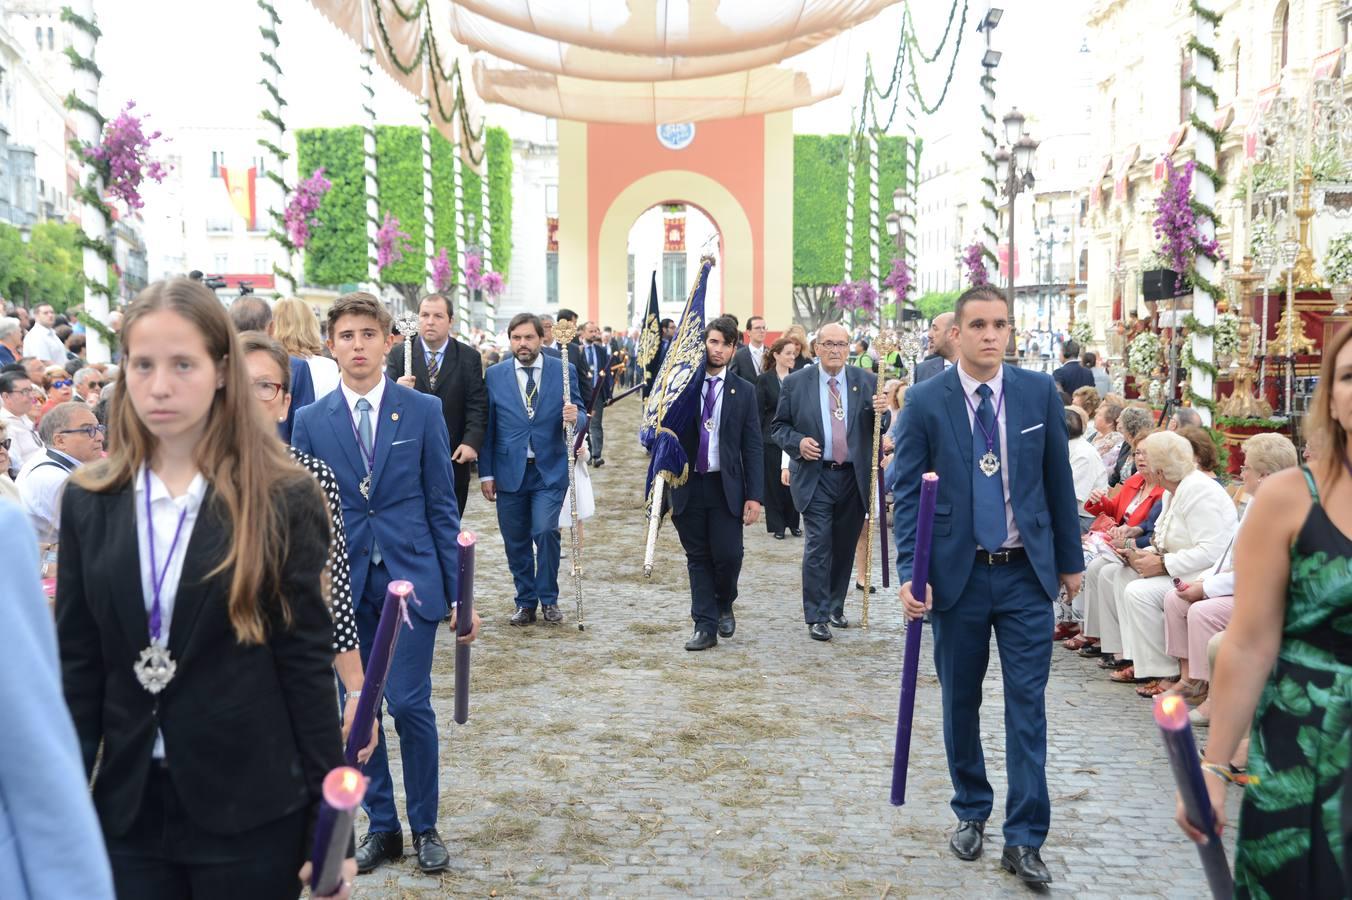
[828,376,847,462]
[696,376,720,474]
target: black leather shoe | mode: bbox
[809,623,832,642]
[773,531,785,540]
[510,607,537,626]
[592,458,605,468]
[949,820,985,861]
[355,831,403,873]
[855,581,878,593]
[685,629,717,651]
[413,829,450,873]
[718,612,736,638]
[790,528,803,537]
[542,605,563,624]
[829,613,848,629]
[1001,845,1052,884]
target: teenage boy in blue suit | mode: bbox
[293,291,480,876]
[479,312,585,626]
[892,285,1083,886]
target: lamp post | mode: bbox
[1280,236,1300,415]
[996,107,1038,362]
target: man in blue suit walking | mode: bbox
[480,312,584,626]
[293,292,480,876]
[892,285,1083,886]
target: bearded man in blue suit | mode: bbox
[480,312,585,626]
[891,285,1084,886]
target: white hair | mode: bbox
[1141,431,1196,484]
[0,317,18,341]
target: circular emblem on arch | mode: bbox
[656,123,696,150]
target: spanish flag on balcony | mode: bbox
[220,166,257,230]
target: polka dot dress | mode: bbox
[290,447,359,654]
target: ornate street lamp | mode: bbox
[996,109,1037,361]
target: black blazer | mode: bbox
[386,336,489,451]
[56,475,343,840]
[729,345,762,385]
[755,368,786,442]
[578,341,612,406]
[544,343,595,409]
[670,370,765,518]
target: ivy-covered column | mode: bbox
[258,0,295,293]
[64,1,112,363]
[452,144,470,334]
[479,155,494,328]
[979,47,1000,267]
[421,96,435,296]
[843,110,858,283]
[1187,0,1224,424]
[868,126,881,301]
[361,32,380,289]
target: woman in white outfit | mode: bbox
[273,296,340,399]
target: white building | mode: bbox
[0,11,75,231]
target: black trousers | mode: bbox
[762,440,799,534]
[452,459,471,516]
[106,765,307,900]
[672,471,744,632]
[800,466,865,624]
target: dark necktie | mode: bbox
[426,349,440,385]
[696,376,720,474]
[524,366,537,417]
[972,383,1008,552]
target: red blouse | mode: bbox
[1084,472,1164,527]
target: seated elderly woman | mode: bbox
[1159,433,1299,718]
[1072,386,1100,429]
[1090,396,1126,467]
[1066,437,1167,653]
[1095,431,1238,693]
[1175,424,1222,481]
[1108,406,1156,487]
[1066,406,1108,529]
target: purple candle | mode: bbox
[890,472,939,806]
[877,441,891,588]
[454,531,476,725]
[1154,695,1233,898]
[344,580,413,767]
[309,766,366,896]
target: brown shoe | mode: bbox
[542,605,564,624]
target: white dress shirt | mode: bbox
[747,343,765,376]
[1,407,43,471]
[699,372,726,473]
[135,467,208,758]
[1067,437,1109,509]
[23,323,67,364]
[1201,504,1247,598]
[955,362,1022,548]
[17,449,80,544]
[306,354,341,399]
[339,376,387,463]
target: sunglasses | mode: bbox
[51,379,73,389]
[0,438,9,450]
[57,424,107,439]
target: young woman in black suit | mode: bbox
[756,335,803,539]
[56,278,355,899]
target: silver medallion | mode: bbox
[832,406,846,421]
[979,451,1001,477]
[703,419,715,432]
[133,644,177,694]
[359,473,372,499]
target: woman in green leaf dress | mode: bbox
[1177,324,1352,897]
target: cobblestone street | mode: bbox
[359,399,1237,898]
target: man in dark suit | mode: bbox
[578,320,611,465]
[729,315,767,384]
[1052,339,1094,395]
[544,308,593,411]
[480,313,585,626]
[670,316,764,651]
[293,292,479,875]
[892,285,1082,885]
[913,311,955,383]
[771,322,886,641]
[389,293,488,514]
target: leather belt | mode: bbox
[823,461,853,471]
[976,546,1027,566]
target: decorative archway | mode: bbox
[557,114,793,330]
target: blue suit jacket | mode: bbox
[479,355,587,493]
[891,364,1083,607]
[292,379,460,621]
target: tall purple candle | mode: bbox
[344,580,412,767]
[309,766,366,896]
[877,441,891,588]
[454,531,476,725]
[890,472,939,806]
[1154,695,1233,898]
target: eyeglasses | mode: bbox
[0,438,10,450]
[57,424,106,439]
[51,379,73,389]
[85,381,104,389]
[818,341,849,351]
[252,380,285,402]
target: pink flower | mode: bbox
[284,168,331,249]
[963,244,989,287]
[85,101,170,211]
[432,247,453,292]
[834,279,878,313]
[1152,159,1223,284]
[376,212,413,271]
[883,257,913,300]
[480,270,504,297]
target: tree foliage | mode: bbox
[295,126,366,287]
[915,290,960,323]
[0,221,83,310]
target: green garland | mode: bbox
[1215,415,1290,429]
[257,0,294,291]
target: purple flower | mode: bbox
[480,270,504,297]
[883,257,913,300]
[376,212,413,271]
[432,247,453,292]
[963,243,989,287]
[85,101,170,211]
[1152,159,1223,283]
[284,168,331,249]
[833,279,878,314]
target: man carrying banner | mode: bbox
[670,315,763,650]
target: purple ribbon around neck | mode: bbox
[145,466,190,643]
[963,385,1005,457]
[347,401,379,472]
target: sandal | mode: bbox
[1136,679,1173,697]
[1099,655,1132,670]
[1077,643,1105,658]
[1063,635,1094,650]
[1109,665,1142,683]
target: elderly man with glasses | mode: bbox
[16,401,104,543]
[72,368,104,406]
[0,370,43,470]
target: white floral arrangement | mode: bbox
[1324,233,1352,286]
[1146,377,1166,405]
[1214,312,1239,360]
[1128,331,1163,376]
[1069,319,1094,347]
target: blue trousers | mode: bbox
[353,563,441,835]
[930,555,1054,847]
[495,463,565,609]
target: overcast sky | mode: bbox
[96,0,1089,146]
